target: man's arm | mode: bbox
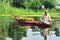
[47,14,54,24]
[40,15,45,22]
[40,15,52,24]
[48,14,54,22]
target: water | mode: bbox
[56,20,60,30]
[6,38,12,40]
[6,27,60,40]
[22,20,60,40]
[6,20,60,40]
[22,28,60,40]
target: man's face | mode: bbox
[45,11,48,16]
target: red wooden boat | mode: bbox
[14,16,51,28]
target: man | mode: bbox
[40,10,54,40]
[40,10,54,25]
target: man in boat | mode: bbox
[40,10,54,40]
[40,10,54,25]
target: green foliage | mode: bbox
[0,0,57,12]
[1,0,57,10]
[23,0,30,9]
[30,0,42,11]
[0,2,59,17]
[12,0,25,8]
[12,0,42,10]
[43,1,54,9]
[8,19,27,40]
[41,0,57,9]
[0,16,13,39]
[0,2,12,14]
[8,22,15,38]
[11,0,57,9]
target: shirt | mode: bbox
[40,13,53,24]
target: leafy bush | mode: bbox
[43,1,54,9]
[30,0,42,11]
[41,0,57,9]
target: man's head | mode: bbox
[45,10,48,16]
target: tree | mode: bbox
[11,0,57,10]
[30,0,42,11]
[41,0,57,9]
[12,0,25,8]
[23,0,30,9]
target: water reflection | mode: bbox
[6,28,60,40]
[22,28,60,40]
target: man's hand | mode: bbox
[41,21,50,25]
[48,19,55,23]
[51,19,55,22]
